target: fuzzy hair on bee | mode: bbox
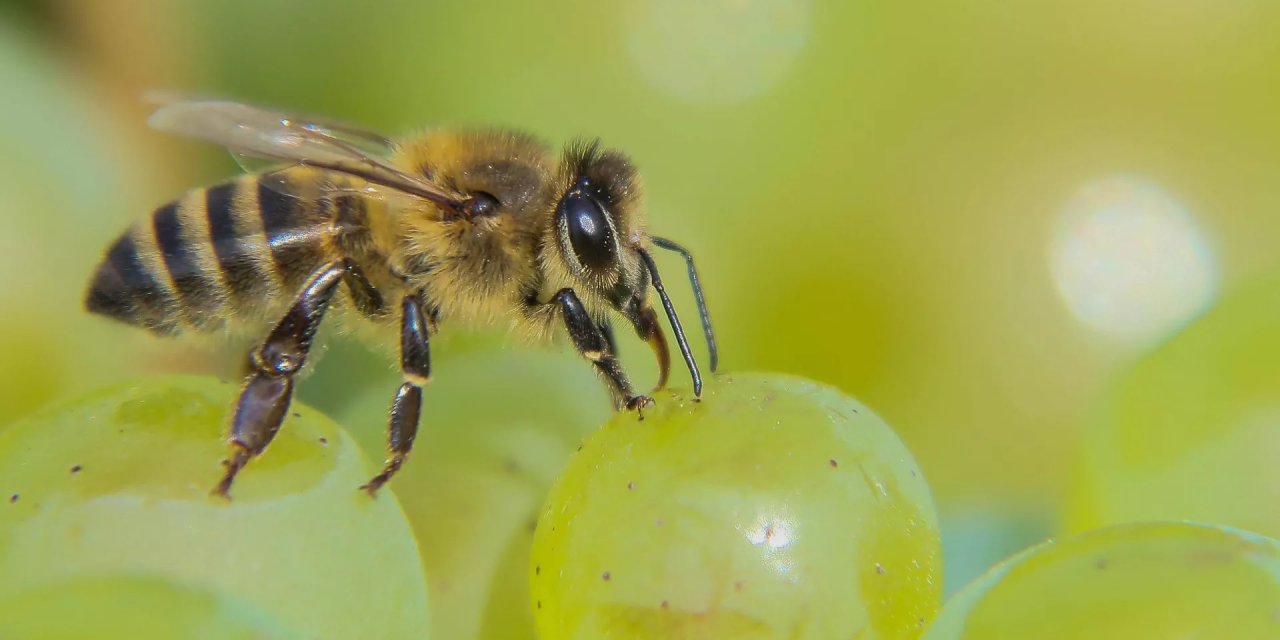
[84,98,718,498]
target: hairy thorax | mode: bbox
[392,211,542,327]
[379,128,560,329]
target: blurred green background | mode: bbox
[2,0,1279,611]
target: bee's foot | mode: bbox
[210,449,250,501]
[359,477,387,498]
[625,395,655,420]
[210,482,234,501]
[359,456,405,497]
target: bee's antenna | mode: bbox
[650,237,718,372]
[638,248,702,397]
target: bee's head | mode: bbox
[550,140,646,298]
[547,140,717,396]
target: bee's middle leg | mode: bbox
[360,291,431,496]
[213,261,347,499]
[553,288,652,416]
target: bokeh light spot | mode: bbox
[1049,176,1217,346]
[624,0,810,105]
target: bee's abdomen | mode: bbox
[87,174,337,333]
[85,222,183,334]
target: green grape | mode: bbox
[323,345,614,640]
[922,522,1280,639]
[1066,271,1280,537]
[530,372,941,640]
[0,376,430,640]
[0,575,306,640]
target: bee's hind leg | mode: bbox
[553,288,653,418]
[360,291,432,497]
[213,261,347,499]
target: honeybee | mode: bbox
[86,99,717,498]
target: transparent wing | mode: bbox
[147,98,464,211]
[144,90,395,155]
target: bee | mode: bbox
[85,99,718,498]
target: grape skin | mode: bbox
[0,375,430,640]
[530,372,942,639]
[0,576,308,639]
[923,522,1280,639]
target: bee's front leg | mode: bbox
[360,291,432,496]
[552,288,653,417]
[214,261,347,499]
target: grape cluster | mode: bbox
[4,358,1280,638]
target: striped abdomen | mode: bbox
[86,173,364,334]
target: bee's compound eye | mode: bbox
[560,192,616,271]
[464,191,500,218]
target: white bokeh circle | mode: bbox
[623,0,811,106]
[1050,176,1218,346]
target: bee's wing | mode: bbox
[148,99,465,211]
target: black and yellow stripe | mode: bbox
[259,179,328,289]
[85,227,180,334]
[152,196,223,328]
[205,180,267,312]
[86,173,346,334]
